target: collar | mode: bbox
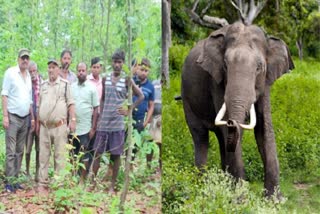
[88,73,101,81]
[16,65,28,74]
[50,76,61,85]
[140,78,149,85]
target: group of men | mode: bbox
[1,48,161,195]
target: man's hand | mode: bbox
[117,107,128,116]
[89,128,96,140]
[143,121,150,128]
[30,119,35,132]
[69,120,76,133]
[2,115,9,129]
[36,120,40,136]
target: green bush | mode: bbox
[163,166,284,213]
[169,44,192,75]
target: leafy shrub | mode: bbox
[163,166,285,213]
[169,44,192,75]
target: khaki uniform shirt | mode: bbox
[38,76,74,123]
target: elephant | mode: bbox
[181,21,294,197]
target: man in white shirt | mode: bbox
[1,48,34,193]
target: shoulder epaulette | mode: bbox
[60,78,69,83]
[41,80,49,85]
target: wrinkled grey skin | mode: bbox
[181,22,294,197]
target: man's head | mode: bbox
[90,57,102,78]
[60,49,72,70]
[18,48,30,71]
[111,49,125,74]
[136,58,151,82]
[28,61,38,81]
[76,62,87,84]
[47,59,60,82]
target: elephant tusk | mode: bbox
[215,103,227,126]
[239,104,256,130]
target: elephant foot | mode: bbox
[265,188,286,203]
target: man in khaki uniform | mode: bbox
[36,59,76,194]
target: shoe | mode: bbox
[5,184,16,193]
[14,183,24,190]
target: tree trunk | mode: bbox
[104,0,111,70]
[119,0,133,212]
[296,37,303,60]
[81,0,86,61]
[161,0,171,87]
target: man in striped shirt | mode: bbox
[91,50,144,193]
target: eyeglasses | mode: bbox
[20,56,30,61]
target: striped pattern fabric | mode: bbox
[97,73,127,132]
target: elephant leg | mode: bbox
[190,126,209,170]
[183,101,210,170]
[214,127,227,171]
[254,89,280,197]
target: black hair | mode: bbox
[91,57,101,66]
[141,58,151,68]
[112,49,125,61]
[60,49,72,58]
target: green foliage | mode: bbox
[163,166,285,213]
[0,0,161,78]
[169,44,192,75]
[171,0,320,59]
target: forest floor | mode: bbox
[0,169,161,213]
[249,177,320,214]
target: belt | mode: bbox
[40,119,66,129]
[10,113,30,119]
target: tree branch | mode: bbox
[230,0,267,25]
[187,0,229,29]
[201,0,215,17]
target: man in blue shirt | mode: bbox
[132,58,155,167]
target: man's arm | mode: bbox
[131,79,144,110]
[68,104,76,133]
[144,100,154,127]
[89,106,99,139]
[100,77,106,115]
[29,104,35,132]
[2,96,9,129]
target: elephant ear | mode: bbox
[196,26,228,84]
[266,36,295,85]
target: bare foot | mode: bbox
[36,186,49,197]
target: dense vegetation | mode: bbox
[0,0,161,80]
[163,0,320,213]
[171,0,320,60]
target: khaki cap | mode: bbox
[18,48,30,58]
[47,59,60,67]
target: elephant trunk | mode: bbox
[215,102,257,152]
[226,103,245,152]
[226,119,241,152]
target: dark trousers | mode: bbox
[5,113,29,179]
